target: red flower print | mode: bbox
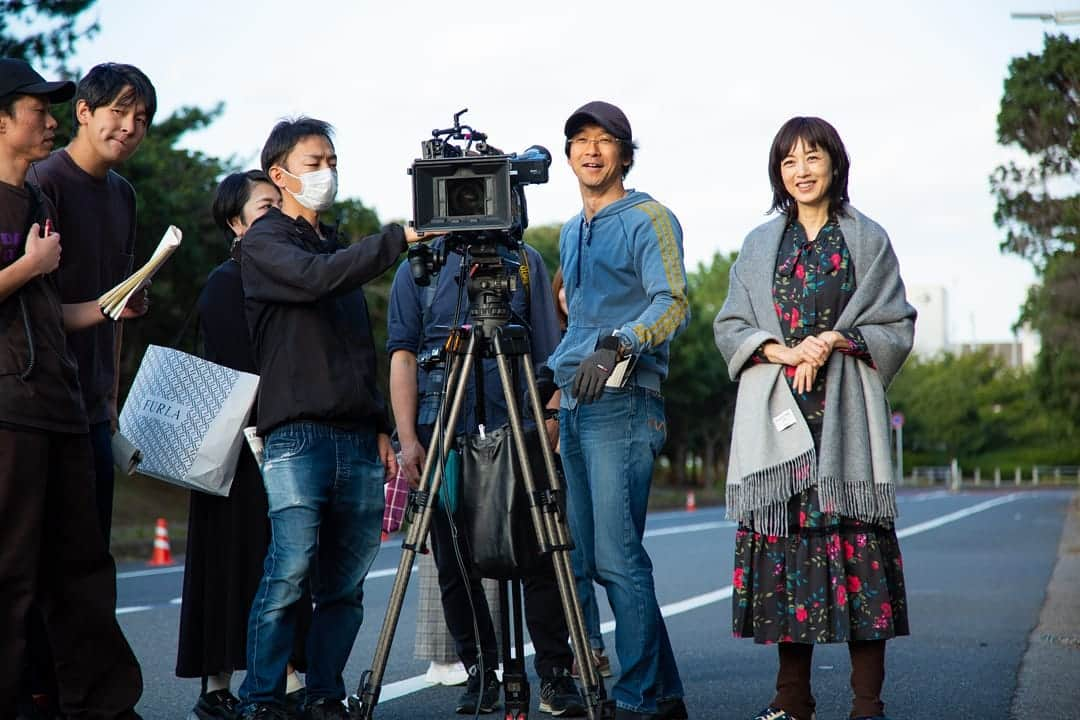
[846,576,862,593]
[781,635,793,643]
[844,540,855,560]
[799,511,807,526]
[856,533,868,547]
[774,302,783,319]
[881,601,893,618]
[785,365,797,379]
[795,606,808,622]
[767,535,779,543]
[795,263,806,280]
[790,306,800,331]
[733,567,744,590]
[871,560,880,571]
[830,253,841,270]
[836,586,847,606]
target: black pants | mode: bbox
[89,420,116,544]
[420,426,573,679]
[0,428,142,719]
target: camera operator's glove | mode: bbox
[572,336,622,405]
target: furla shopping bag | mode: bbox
[118,344,258,496]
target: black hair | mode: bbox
[767,116,850,218]
[0,92,21,117]
[73,63,157,128]
[563,126,637,178]
[212,170,274,244]
[260,117,335,174]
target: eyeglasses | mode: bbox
[570,136,620,148]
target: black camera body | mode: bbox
[409,109,551,235]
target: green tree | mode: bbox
[664,251,737,487]
[523,222,561,275]
[992,32,1080,422]
[0,0,98,70]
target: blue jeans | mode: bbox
[570,533,605,652]
[239,422,384,709]
[560,387,683,714]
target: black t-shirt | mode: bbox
[33,149,137,424]
[0,180,88,434]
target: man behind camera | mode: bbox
[237,117,421,720]
[387,234,585,716]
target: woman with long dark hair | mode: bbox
[714,117,915,720]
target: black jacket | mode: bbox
[241,207,406,436]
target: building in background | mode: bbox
[908,284,949,358]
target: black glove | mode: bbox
[572,339,621,404]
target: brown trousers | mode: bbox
[0,428,142,719]
[772,640,886,720]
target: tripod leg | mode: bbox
[500,580,530,720]
[489,333,612,720]
[348,330,480,720]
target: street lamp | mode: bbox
[1011,10,1080,24]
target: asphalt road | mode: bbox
[113,488,1075,719]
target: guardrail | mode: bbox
[905,464,1080,489]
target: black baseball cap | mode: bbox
[0,58,75,103]
[564,101,632,142]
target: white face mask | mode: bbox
[280,167,338,211]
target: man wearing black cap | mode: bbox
[545,101,689,720]
[0,58,143,719]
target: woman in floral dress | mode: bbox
[714,117,916,720]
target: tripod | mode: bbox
[348,253,613,720]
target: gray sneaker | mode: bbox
[538,668,585,717]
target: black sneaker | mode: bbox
[189,689,241,720]
[455,664,500,714]
[301,698,347,720]
[750,708,815,720]
[539,668,585,716]
[241,705,287,720]
[657,698,688,720]
[284,687,306,719]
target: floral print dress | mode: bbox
[732,218,910,644]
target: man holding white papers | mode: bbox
[33,62,158,542]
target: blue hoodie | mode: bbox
[547,190,689,398]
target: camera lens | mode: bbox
[445,177,487,216]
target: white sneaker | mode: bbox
[424,660,469,686]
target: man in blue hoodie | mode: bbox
[546,101,689,720]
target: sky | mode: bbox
[37,0,1078,343]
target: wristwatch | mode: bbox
[613,331,634,360]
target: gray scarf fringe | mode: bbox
[728,455,900,536]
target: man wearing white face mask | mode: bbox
[238,117,425,720]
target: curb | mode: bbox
[1011,489,1080,718]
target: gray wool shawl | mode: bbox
[713,204,916,536]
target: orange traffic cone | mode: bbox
[685,490,697,512]
[148,517,173,566]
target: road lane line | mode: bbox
[896,493,1019,538]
